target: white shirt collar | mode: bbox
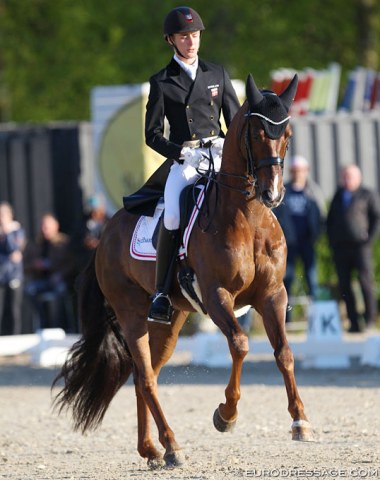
[173,54,198,81]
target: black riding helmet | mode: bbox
[163,6,205,39]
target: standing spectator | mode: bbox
[274,155,326,322]
[24,213,76,331]
[327,164,380,333]
[0,202,25,335]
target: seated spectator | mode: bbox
[0,202,25,335]
[24,213,76,331]
[274,155,326,322]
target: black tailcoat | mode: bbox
[145,57,240,160]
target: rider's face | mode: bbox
[170,31,200,63]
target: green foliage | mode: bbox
[291,233,380,303]
[0,0,379,121]
[316,233,337,290]
[372,236,380,286]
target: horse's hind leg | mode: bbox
[134,311,187,468]
[135,379,165,469]
[117,308,185,467]
[262,288,313,441]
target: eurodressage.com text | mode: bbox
[244,467,380,478]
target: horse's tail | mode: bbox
[52,252,133,433]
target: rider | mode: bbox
[145,6,240,324]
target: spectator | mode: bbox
[83,194,110,260]
[0,202,25,335]
[24,213,76,331]
[274,155,326,322]
[327,164,380,333]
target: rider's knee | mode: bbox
[164,214,180,231]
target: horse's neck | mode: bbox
[218,138,255,206]
[214,171,260,229]
[219,111,250,183]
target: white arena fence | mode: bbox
[0,300,379,369]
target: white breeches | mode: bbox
[164,162,200,230]
[163,141,223,230]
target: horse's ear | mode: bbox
[279,74,299,112]
[246,73,264,109]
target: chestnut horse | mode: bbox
[53,74,313,469]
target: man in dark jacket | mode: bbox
[274,155,326,322]
[144,6,240,324]
[327,164,380,332]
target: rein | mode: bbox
[197,115,285,197]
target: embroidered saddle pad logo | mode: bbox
[130,185,206,261]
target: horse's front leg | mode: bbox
[261,286,314,441]
[206,288,249,432]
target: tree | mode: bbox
[0,0,379,122]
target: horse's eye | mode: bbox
[252,130,261,142]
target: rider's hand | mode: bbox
[180,147,204,168]
[211,137,224,157]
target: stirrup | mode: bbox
[147,293,173,325]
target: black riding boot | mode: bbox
[148,224,180,324]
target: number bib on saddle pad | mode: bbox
[130,184,207,261]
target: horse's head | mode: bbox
[244,73,298,208]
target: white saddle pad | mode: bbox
[130,185,206,261]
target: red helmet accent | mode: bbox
[163,7,205,36]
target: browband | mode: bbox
[244,112,291,125]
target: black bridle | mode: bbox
[244,116,285,179]
[193,115,287,231]
[195,115,286,200]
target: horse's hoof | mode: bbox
[291,420,314,442]
[164,450,185,468]
[213,407,236,433]
[147,456,165,470]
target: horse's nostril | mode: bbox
[262,190,272,201]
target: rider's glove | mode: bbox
[211,137,224,157]
[180,147,204,168]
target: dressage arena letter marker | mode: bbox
[303,300,350,369]
[309,311,338,336]
[307,301,342,340]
